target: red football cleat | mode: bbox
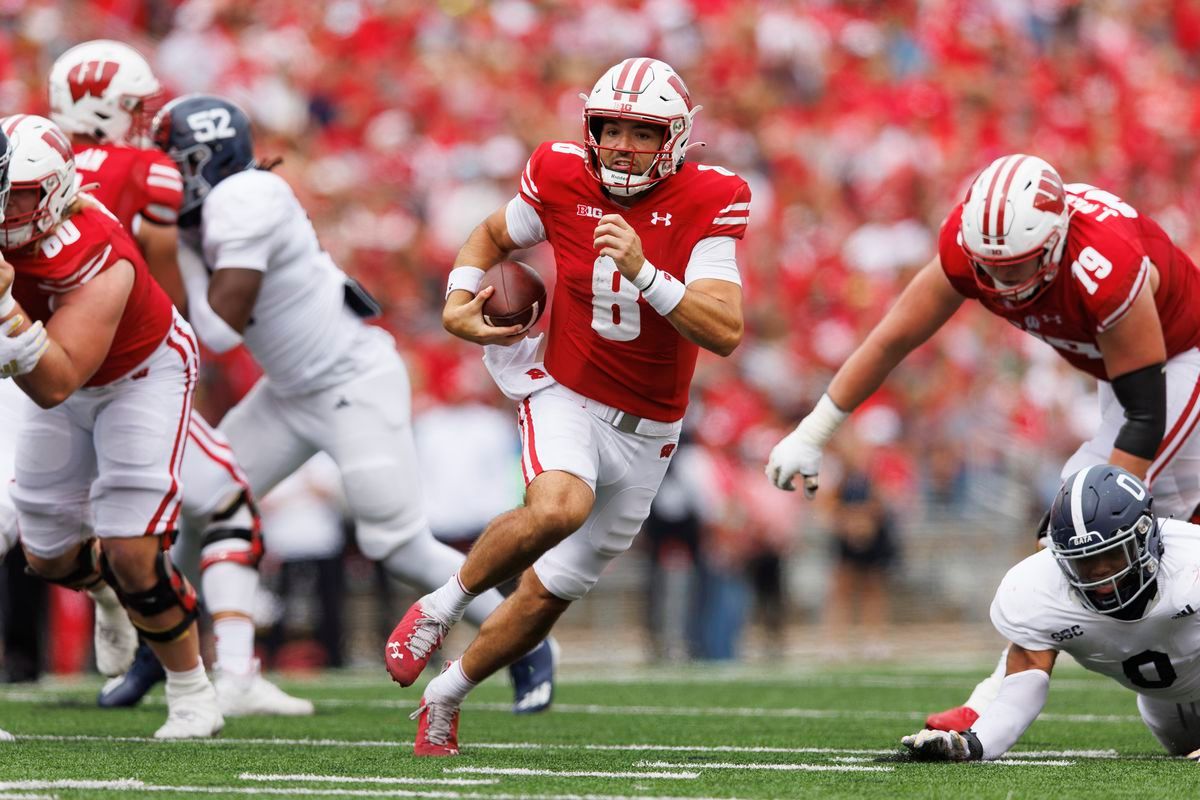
[925,705,980,732]
[410,695,460,757]
[384,602,450,687]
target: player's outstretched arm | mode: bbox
[1096,278,1168,480]
[136,220,188,317]
[766,256,964,494]
[902,643,1055,761]
[9,261,134,408]
[443,205,528,346]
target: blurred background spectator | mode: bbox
[2,0,1193,671]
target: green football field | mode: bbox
[0,660,1190,799]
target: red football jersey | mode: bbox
[10,204,174,386]
[521,141,751,421]
[940,183,1200,380]
[73,143,183,230]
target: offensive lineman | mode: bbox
[0,114,221,738]
[387,57,750,756]
[150,93,553,714]
[765,154,1200,731]
[48,39,311,716]
[903,466,1200,761]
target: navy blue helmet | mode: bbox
[152,94,255,227]
[1047,465,1162,617]
[0,126,11,222]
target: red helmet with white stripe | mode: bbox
[0,115,78,250]
[581,58,701,197]
[959,154,1070,308]
[48,40,165,147]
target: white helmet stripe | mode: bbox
[1070,466,1094,541]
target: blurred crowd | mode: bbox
[4,0,1200,662]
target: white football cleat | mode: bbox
[0,729,13,741]
[92,586,137,677]
[154,683,224,740]
[215,660,314,717]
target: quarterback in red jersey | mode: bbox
[45,39,311,717]
[766,153,1200,733]
[0,114,221,739]
[386,57,748,756]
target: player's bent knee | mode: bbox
[100,548,199,642]
[199,489,264,571]
[24,538,104,591]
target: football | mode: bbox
[480,260,547,332]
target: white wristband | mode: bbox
[0,285,14,317]
[446,266,486,299]
[638,260,687,316]
[632,260,658,291]
[797,393,849,447]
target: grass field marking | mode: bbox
[7,734,1130,759]
[634,760,894,774]
[981,760,1077,766]
[442,767,700,780]
[0,782,741,800]
[0,793,58,799]
[238,774,498,786]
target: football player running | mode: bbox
[390,57,749,756]
[904,466,1200,761]
[0,129,25,567]
[766,154,1200,731]
[0,114,221,738]
[48,39,311,717]
[151,93,552,714]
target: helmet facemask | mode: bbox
[1052,512,1159,616]
[584,114,681,197]
[964,229,1064,309]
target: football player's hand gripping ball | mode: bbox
[443,284,526,346]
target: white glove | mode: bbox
[0,316,49,378]
[901,728,979,761]
[765,393,847,496]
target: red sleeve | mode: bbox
[705,179,751,240]
[136,151,184,225]
[936,203,979,297]
[1072,227,1150,333]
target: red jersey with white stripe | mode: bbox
[940,183,1200,380]
[10,204,174,386]
[520,140,750,421]
[73,143,183,229]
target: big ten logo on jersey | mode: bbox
[577,204,603,220]
[74,148,110,174]
[39,219,81,259]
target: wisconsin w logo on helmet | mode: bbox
[67,61,119,102]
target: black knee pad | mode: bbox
[100,549,199,643]
[200,489,264,571]
[28,538,104,591]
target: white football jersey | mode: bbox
[992,518,1200,703]
[188,169,387,396]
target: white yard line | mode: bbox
[7,734,1124,759]
[635,760,893,774]
[0,782,739,800]
[443,768,698,780]
[981,760,1076,767]
[238,774,496,786]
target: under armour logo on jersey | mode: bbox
[335,397,351,410]
[660,443,677,459]
[526,368,548,380]
[387,641,404,660]
[1172,605,1197,619]
[651,212,672,226]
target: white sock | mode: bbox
[965,646,1010,714]
[201,560,259,618]
[165,662,209,697]
[213,616,256,676]
[88,583,122,611]
[423,573,479,626]
[425,659,477,705]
